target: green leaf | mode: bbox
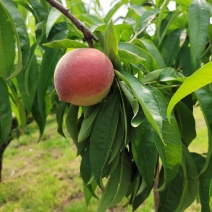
[108,151,131,207]
[97,157,121,212]
[155,0,170,41]
[115,24,134,42]
[104,1,127,23]
[8,83,26,129]
[140,39,166,68]
[192,153,212,212]
[2,0,30,71]
[104,21,118,61]
[118,43,159,72]
[160,29,186,66]
[131,119,158,186]
[108,112,125,163]
[195,87,212,175]
[0,2,16,79]
[167,61,212,120]
[119,81,143,127]
[97,151,131,211]
[17,55,38,112]
[179,40,193,76]
[80,148,98,201]
[118,49,145,65]
[31,94,46,139]
[188,0,210,69]
[66,104,79,145]
[175,102,196,146]
[79,14,103,27]
[176,0,192,6]
[29,0,47,22]
[37,48,63,119]
[132,180,152,211]
[0,77,12,143]
[56,102,67,137]
[210,179,212,211]
[46,7,62,38]
[78,104,101,142]
[115,70,182,187]
[178,146,199,211]
[141,69,164,83]
[43,39,87,49]
[89,91,120,188]
[159,146,199,211]
[136,8,160,33]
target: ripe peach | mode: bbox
[54,48,114,106]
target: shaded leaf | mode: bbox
[160,29,186,66]
[0,2,16,79]
[175,101,196,146]
[90,91,120,188]
[188,0,210,69]
[131,119,158,186]
[37,48,63,119]
[78,104,101,142]
[56,102,67,137]
[66,104,79,145]
[17,55,38,112]
[195,87,212,174]
[159,146,199,211]
[192,153,212,212]
[0,77,12,143]
[2,0,30,71]
[97,151,131,211]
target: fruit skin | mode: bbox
[54,48,114,106]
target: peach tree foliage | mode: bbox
[0,0,212,211]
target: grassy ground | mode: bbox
[0,107,207,211]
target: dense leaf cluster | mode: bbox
[0,0,212,211]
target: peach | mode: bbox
[54,48,114,106]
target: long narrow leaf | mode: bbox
[0,77,12,143]
[90,92,120,188]
[167,61,212,120]
[116,70,182,187]
[188,0,210,69]
[0,2,16,79]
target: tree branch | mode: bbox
[46,0,98,48]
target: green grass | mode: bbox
[0,107,208,211]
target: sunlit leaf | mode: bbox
[167,62,212,120]
[118,43,159,72]
[104,21,118,61]
[43,39,87,48]
[46,7,62,38]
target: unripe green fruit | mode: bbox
[54,48,114,106]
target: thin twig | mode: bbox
[46,0,98,48]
